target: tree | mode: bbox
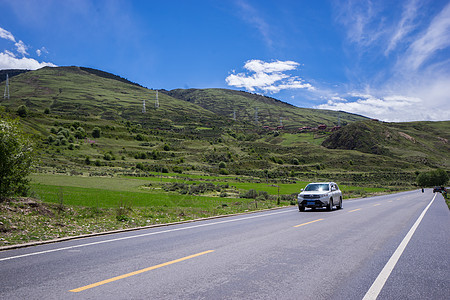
[17,105,28,118]
[74,127,86,139]
[416,169,449,187]
[0,116,35,200]
[92,127,101,138]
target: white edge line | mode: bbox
[362,193,437,300]
[0,209,292,262]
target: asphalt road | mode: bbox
[0,189,449,299]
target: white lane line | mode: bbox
[0,209,293,262]
[362,194,437,300]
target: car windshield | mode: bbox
[305,184,329,192]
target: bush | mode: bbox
[17,105,28,118]
[74,127,86,139]
[0,117,35,200]
[241,189,258,199]
[92,127,101,138]
[416,169,449,187]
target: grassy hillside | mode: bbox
[323,120,450,169]
[165,88,366,129]
[2,66,224,128]
[0,66,447,188]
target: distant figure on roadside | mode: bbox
[421,188,424,193]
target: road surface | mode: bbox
[0,189,448,299]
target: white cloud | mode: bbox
[385,0,420,55]
[14,40,28,56]
[0,27,56,70]
[325,1,450,122]
[316,91,448,122]
[244,59,299,73]
[0,51,56,70]
[399,2,450,71]
[235,0,273,48]
[333,0,384,48]
[226,59,314,93]
[0,27,16,42]
[36,47,48,57]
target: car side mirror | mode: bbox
[301,189,304,192]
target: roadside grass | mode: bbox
[0,173,399,247]
[30,173,389,201]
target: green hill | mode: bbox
[323,120,450,168]
[165,88,366,129]
[1,66,448,187]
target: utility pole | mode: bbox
[3,74,10,100]
[155,90,159,108]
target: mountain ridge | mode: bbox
[0,66,448,184]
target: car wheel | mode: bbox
[299,206,305,212]
[327,199,333,211]
[337,198,343,209]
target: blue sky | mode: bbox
[1,0,449,122]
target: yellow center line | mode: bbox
[349,208,362,213]
[294,218,324,228]
[70,250,214,293]
[373,204,381,206]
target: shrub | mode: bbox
[47,135,55,144]
[74,127,86,139]
[0,117,35,200]
[241,189,258,199]
[92,127,101,138]
[417,169,449,187]
[17,105,28,117]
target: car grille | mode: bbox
[303,194,321,199]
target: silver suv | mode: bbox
[297,182,343,212]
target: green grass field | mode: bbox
[30,173,388,209]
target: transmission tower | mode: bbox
[233,109,236,121]
[155,90,159,108]
[254,107,258,123]
[142,98,146,113]
[3,74,10,100]
[279,116,283,127]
